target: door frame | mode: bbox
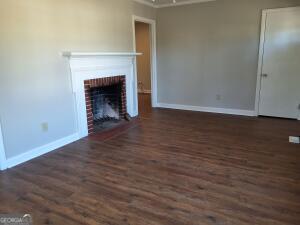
[0,120,7,170]
[132,15,158,107]
[255,6,300,120]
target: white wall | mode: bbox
[156,0,300,111]
[0,0,155,160]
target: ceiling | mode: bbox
[134,0,216,8]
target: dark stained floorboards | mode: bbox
[0,94,299,225]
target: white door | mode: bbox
[258,7,300,119]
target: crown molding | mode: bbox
[134,0,155,8]
[156,0,216,8]
[133,0,216,8]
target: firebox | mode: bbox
[84,76,127,134]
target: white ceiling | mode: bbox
[134,0,216,8]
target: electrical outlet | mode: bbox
[289,136,300,144]
[41,123,48,132]
[216,94,221,101]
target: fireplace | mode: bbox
[64,52,139,139]
[84,76,126,134]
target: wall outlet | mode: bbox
[216,94,221,101]
[41,123,48,132]
[289,136,300,144]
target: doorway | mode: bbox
[256,7,300,120]
[133,16,157,115]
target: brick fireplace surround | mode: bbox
[84,76,127,134]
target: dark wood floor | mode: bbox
[1,94,300,225]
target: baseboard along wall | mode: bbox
[4,133,80,169]
[157,103,256,117]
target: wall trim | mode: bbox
[133,15,158,107]
[0,120,7,170]
[262,6,300,13]
[156,0,216,8]
[254,9,267,117]
[157,103,256,117]
[134,0,155,8]
[133,0,216,8]
[5,133,80,169]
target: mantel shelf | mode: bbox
[62,52,142,57]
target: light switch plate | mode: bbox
[289,136,300,144]
[41,123,49,132]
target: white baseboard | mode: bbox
[157,103,256,117]
[5,133,80,169]
[138,89,152,94]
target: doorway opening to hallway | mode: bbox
[133,16,157,114]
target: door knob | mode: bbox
[261,74,268,78]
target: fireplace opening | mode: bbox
[90,84,122,131]
[84,76,127,134]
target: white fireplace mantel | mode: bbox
[62,52,142,57]
[63,52,140,139]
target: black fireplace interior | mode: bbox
[90,83,123,131]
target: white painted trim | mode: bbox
[62,52,141,57]
[133,15,158,108]
[5,133,80,169]
[157,103,256,117]
[133,0,216,8]
[138,89,152,94]
[133,0,155,8]
[254,10,267,116]
[261,6,300,13]
[156,0,216,8]
[255,6,300,117]
[0,120,7,170]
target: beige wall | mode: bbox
[0,0,155,159]
[135,22,152,92]
[156,0,300,110]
